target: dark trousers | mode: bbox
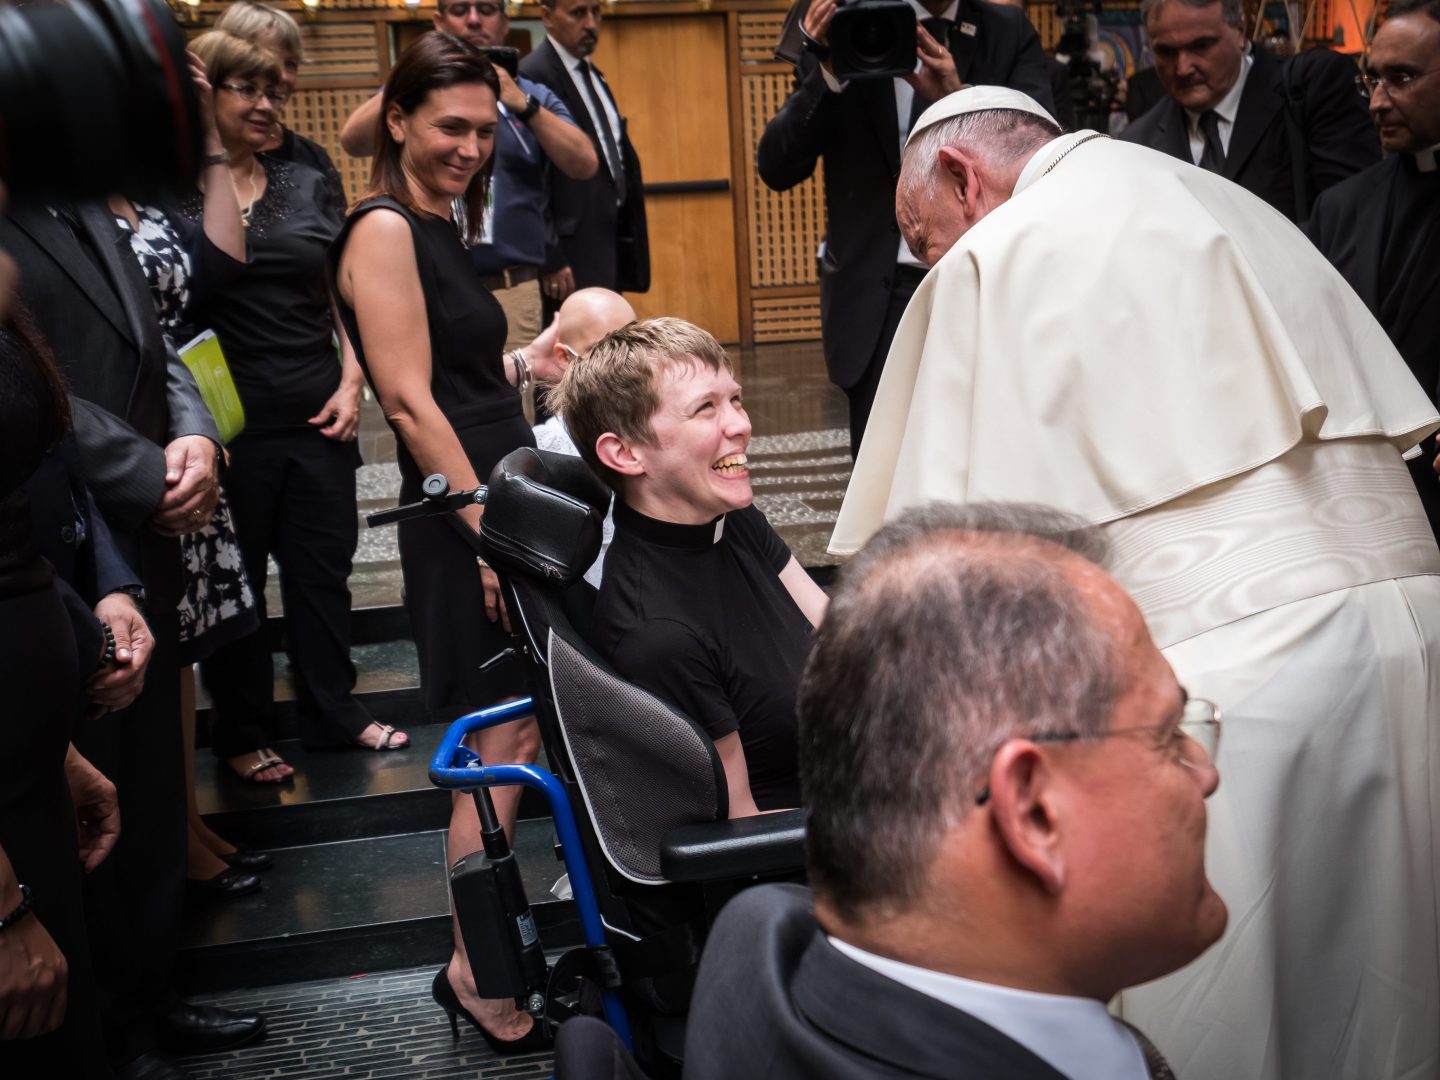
[0,586,113,1078]
[76,608,186,1070]
[843,265,929,460]
[200,430,370,755]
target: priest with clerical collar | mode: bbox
[833,85,1440,1080]
[1308,0,1440,543]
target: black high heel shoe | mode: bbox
[220,845,273,872]
[430,966,553,1055]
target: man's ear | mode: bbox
[986,741,1067,894]
[595,432,645,479]
[384,101,406,146]
[937,145,978,216]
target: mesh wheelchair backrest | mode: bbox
[547,632,723,884]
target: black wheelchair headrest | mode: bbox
[479,448,611,586]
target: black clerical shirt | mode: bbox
[593,502,812,811]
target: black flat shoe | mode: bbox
[157,1002,267,1053]
[430,966,553,1055]
[186,866,262,898]
[220,845,273,872]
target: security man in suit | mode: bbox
[0,202,264,1080]
[520,0,650,305]
[686,503,1224,1079]
[1121,0,1378,223]
[758,0,1053,459]
[1308,0,1440,541]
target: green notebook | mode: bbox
[178,329,245,444]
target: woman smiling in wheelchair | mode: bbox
[550,318,828,816]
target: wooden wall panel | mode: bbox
[593,16,741,342]
[735,10,823,342]
[288,86,379,204]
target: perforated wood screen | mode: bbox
[289,86,379,204]
[738,11,824,342]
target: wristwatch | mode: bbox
[202,150,231,167]
[516,94,541,122]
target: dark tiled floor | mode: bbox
[179,965,554,1078]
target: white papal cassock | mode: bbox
[832,128,1440,1080]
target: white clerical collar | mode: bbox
[827,937,1149,1080]
[549,35,586,72]
[1012,131,1102,195]
[1185,48,1252,129]
[1415,144,1439,172]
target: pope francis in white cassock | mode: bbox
[832,87,1440,1080]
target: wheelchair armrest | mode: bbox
[659,809,806,883]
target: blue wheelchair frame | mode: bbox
[429,695,635,1050]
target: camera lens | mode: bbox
[852,14,898,63]
[0,0,202,201]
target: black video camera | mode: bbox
[829,0,916,80]
[0,0,203,201]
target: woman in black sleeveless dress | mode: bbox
[328,34,552,1053]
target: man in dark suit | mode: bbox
[520,0,649,305]
[1307,0,1440,539]
[686,503,1225,1079]
[758,0,1053,459]
[1120,0,1378,223]
[1,202,264,1080]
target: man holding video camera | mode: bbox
[759,0,1053,459]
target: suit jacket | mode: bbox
[1120,47,1378,223]
[756,1,1054,390]
[684,883,1069,1079]
[520,39,650,293]
[0,200,218,604]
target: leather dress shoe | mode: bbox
[158,1002,267,1053]
[186,866,262,897]
[221,845,273,872]
[116,1052,195,1080]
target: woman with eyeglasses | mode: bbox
[181,31,406,785]
[214,0,349,220]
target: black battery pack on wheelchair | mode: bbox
[367,449,807,1074]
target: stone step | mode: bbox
[179,825,579,995]
[197,719,555,848]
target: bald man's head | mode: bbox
[556,288,636,359]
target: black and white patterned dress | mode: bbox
[117,203,259,661]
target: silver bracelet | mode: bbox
[509,349,533,395]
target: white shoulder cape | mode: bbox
[830,134,1440,555]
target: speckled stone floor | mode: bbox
[177,965,554,1079]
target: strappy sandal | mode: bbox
[359,723,407,751]
[228,748,292,783]
[305,722,410,752]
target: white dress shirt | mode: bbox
[550,34,625,204]
[827,937,1150,1080]
[1185,50,1252,165]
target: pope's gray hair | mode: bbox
[799,502,1121,923]
[898,108,1062,205]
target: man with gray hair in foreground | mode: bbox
[833,87,1440,1079]
[686,502,1223,1079]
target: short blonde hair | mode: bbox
[189,29,282,88]
[549,317,731,490]
[213,0,304,61]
